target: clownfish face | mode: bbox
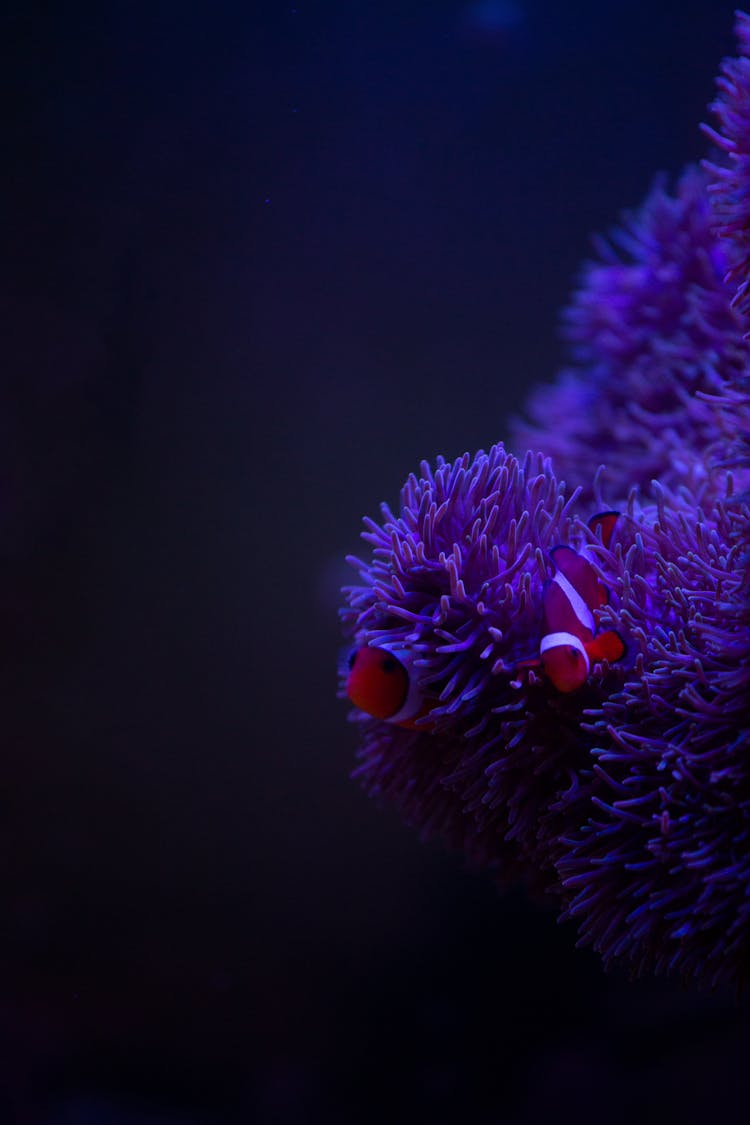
[345,646,411,721]
[539,633,590,693]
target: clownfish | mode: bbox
[345,644,429,727]
[538,510,625,693]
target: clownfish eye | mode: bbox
[569,647,580,660]
[381,656,398,673]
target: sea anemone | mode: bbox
[703,9,750,323]
[548,15,750,986]
[510,166,749,507]
[339,11,750,988]
[341,445,630,883]
[556,478,750,987]
[702,8,750,481]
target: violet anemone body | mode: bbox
[510,167,750,508]
[556,480,750,986]
[339,11,750,988]
[703,10,750,323]
[341,445,630,883]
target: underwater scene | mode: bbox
[4,0,750,1121]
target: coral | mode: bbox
[339,12,750,988]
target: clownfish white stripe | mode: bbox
[553,570,595,633]
[539,631,591,672]
[377,643,426,724]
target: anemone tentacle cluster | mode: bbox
[339,12,750,988]
[555,482,750,985]
[703,10,750,323]
[510,167,750,507]
[342,446,622,878]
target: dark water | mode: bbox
[3,1,749,1121]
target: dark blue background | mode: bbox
[3,2,750,1121]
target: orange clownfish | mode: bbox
[345,644,430,727]
[539,510,626,693]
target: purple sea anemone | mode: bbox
[339,12,750,988]
[556,480,750,987]
[702,8,750,481]
[510,167,749,507]
[703,9,750,322]
[341,445,634,885]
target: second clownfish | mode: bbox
[345,644,430,727]
[537,510,625,692]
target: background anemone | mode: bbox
[704,9,750,323]
[703,8,750,484]
[510,167,749,507]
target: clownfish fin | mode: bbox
[548,544,578,566]
[588,510,620,550]
[585,629,626,665]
